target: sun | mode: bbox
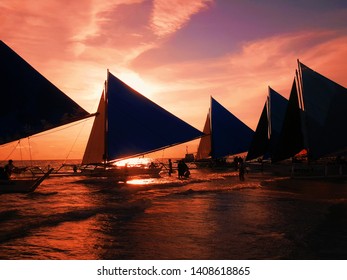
[117,72,162,100]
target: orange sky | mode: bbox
[1,0,347,160]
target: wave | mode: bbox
[231,182,262,190]
[0,210,19,222]
[0,198,152,244]
[173,181,262,196]
[28,191,59,197]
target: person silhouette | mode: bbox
[178,160,189,179]
[238,158,245,181]
[168,159,173,176]
[2,159,15,179]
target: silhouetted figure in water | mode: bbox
[178,160,190,179]
[168,159,173,176]
[238,158,245,181]
[177,160,184,178]
[233,156,240,171]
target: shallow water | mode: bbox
[1,161,347,260]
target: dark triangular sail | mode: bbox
[83,71,204,163]
[272,79,304,162]
[246,103,268,161]
[298,62,347,159]
[247,87,288,161]
[267,87,288,156]
[0,40,90,145]
[210,97,254,159]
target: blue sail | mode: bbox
[298,62,347,159]
[0,40,90,145]
[83,71,204,163]
[107,72,203,160]
[210,97,254,159]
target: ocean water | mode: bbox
[1,160,347,260]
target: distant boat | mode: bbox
[0,40,91,192]
[196,97,254,167]
[183,146,195,163]
[246,87,288,161]
[81,70,203,177]
[272,60,347,162]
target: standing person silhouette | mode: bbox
[238,158,245,181]
[168,159,173,176]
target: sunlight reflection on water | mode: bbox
[126,178,156,185]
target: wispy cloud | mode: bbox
[150,0,213,37]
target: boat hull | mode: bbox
[0,168,53,194]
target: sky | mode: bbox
[1,0,347,160]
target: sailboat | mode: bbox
[297,61,347,160]
[196,97,254,167]
[272,60,347,163]
[0,40,91,193]
[246,87,288,161]
[81,70,204,178]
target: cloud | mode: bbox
[150,0,213,37]
[1,1,92,56]
[0,1,150,60]
[134,30,347,131]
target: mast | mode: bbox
[266,86,271,140]
[209,96,214,158]
[104,69,109,166]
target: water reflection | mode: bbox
[1,170,346,260]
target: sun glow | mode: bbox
[117,72,162,99]
[113,157,152,167]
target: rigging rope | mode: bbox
[64,119,88,164]
[27,137,33,166]
[64,100,100,163]
[3,140,20,160]
[29,118,92,138]
[1,139,31,166]
[18,140,24,165]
